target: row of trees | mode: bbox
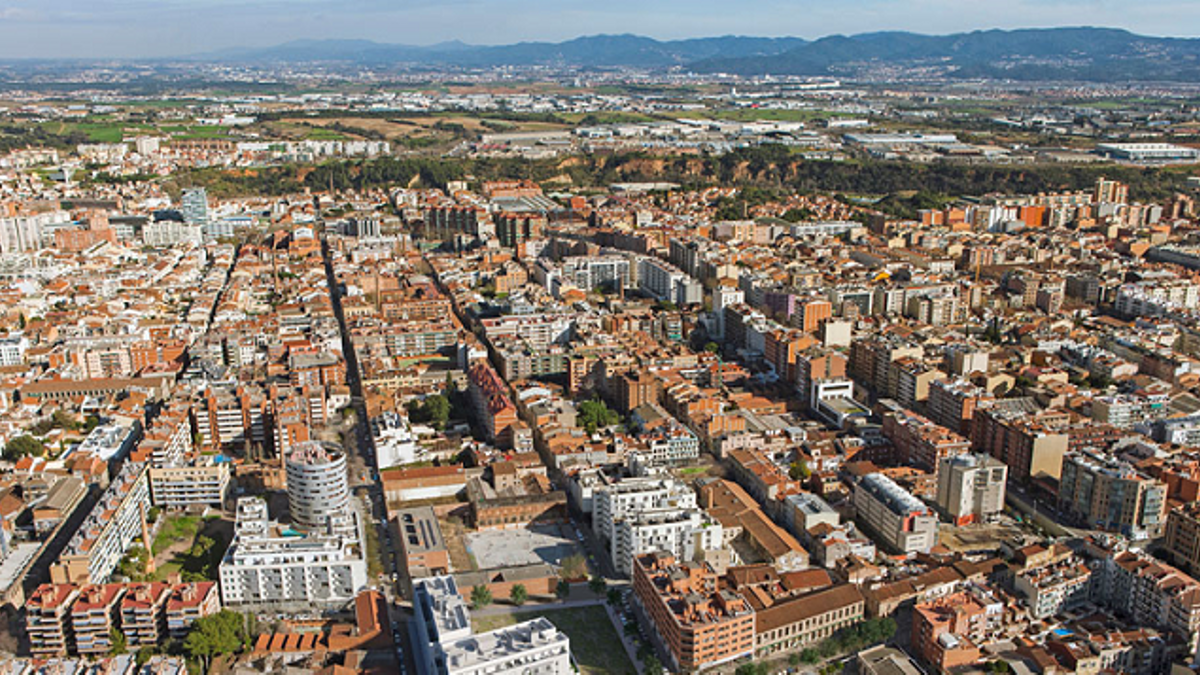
[179,141,1191,205]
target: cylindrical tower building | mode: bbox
[285,441,350,533]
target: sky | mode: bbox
[1,0,1199,59]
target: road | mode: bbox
[320,227,413,673]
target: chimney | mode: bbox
[140,504,156,576]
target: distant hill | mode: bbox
[196,35,808,69]
[690,27,1200,81]
[192,28,1200,82]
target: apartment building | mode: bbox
[912,592,991,672]
[882,409,970,474]
[26,584,80,657]
[412,575,571,675]
[218,498,367,608]
[468,360,520,446]
[637,257,703,307]
[285,441,351,534]
[632,552,755,672]
[1057,449,1166,539]
[120,582,171,647]
[1014,558,1093,619]
[51,461,152,584]
[853,473,938,555]
[592,475,716,575]
[927,379,993,436]
[1098,550,1200,654]
[72,584,125,656]
[1166,502,1200,576]
[936,453,1007,526]
[149,459,231,509]
[970,405,1068,483]
[165,582,220,639]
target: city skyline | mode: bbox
[2,0,1200,59]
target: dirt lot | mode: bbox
[938,520,1026,553]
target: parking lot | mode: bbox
[466,523,583,569]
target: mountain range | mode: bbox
[195,28,1200,82]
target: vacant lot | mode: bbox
[471,605,635,675]
[938,520,1026,553]
[466,523,581,569]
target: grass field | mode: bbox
[153,514,201,555]
[471,605,635,675]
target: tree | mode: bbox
[788,653,801,667]
[509,584,528,606]
[4,435,44,461]
[184,610,245,673]
[560,553,588,580]
[471,584,493,609]
[578,398,621,434]
[607,588,621,606]
[555,579,570,600]
[109,627,127,655]
[643,654,664,675]
[135,646,154,666]
[588,576,607,596]
[789,461,811,480]
[799,648,820,664]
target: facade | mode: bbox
[149,460,231,509]
[412,575,571,675]
[285,441,351,534]
[935,453,1007,526]
[632,552,755,672]
[853,473,938,555]
[754,584,865,656]
[218,498,367,608]
[1057,449,1166,540]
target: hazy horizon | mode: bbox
[2,0,1200,60]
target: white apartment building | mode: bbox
[0,335,28,367]
[143,221,203,247]
[936,453,1008,526]
[611,509,722,576]
[0,211,69,254]
[51,462,152,584]
[592,476,717,575]
[592,476,696,544]
[218,498,367,608]
[853,473,938,555]
[285,442,350,534]
[637,258,702,306]
[412,575,571,675]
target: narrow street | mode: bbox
[320,226,413,673]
